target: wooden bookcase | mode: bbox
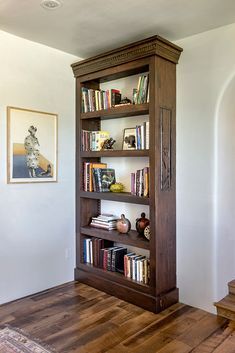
[71,35,182,313]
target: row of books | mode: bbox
[124,252,150,284]
[131,167,149,197]
[83,237,150,284]
[81,130,109,151]
[83,237,126,272]
[83,162,116,192]
[90,214,118,230]
[135,122,149,150]
[81,88,121,113]
[133,74,149,105]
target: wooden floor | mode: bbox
[0,282,235,353]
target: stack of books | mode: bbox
[81,130,110,151]
[81,88,121,113]
[124,252,150,284]
[131,167,149,197]
[90,214,119,230]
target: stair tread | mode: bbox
[215,294,235,311]
[228,280,235,288]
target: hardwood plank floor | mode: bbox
[0,282,234,353]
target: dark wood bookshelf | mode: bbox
[80,191,149,205]
[80,149,149,158]
[72,35,182,313]
[81,103,149,120]
[80,226,150,250]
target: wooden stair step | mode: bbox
[228,280,235,295]
[215,294,235,321]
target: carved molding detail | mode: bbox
[72,37,182,77]
[160,108,172,191]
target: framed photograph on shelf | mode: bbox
[7,106,58,183]
[122,127,137,150]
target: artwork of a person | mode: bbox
[24,125,40,178]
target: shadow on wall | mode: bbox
[214,72,235,301]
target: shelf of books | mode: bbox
[80,226,150,250]
[81,103,149,120]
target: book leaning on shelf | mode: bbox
[133,74,149,105]
[135,121,149,150]
[92,168,116,192]
[131,167,149,197]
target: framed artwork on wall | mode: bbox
[7,106,58,183]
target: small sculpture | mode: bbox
[110,183,125,193]
[136,212,150,236]
[124,135,136,149]
[101,138,116,150]
[119,97,132,105]
[116,214,131,234]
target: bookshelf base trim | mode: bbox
[74,267,179,313]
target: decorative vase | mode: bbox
[116,214,131,234]
[136,212,150,235]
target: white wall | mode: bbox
[0,30,79,304]
[176,23,235,312]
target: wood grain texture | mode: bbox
[0,282,234,353]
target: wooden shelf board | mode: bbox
[80,226,150,250]
[78,262,151,294]
[80,149,149,158]
[80,191,149,205]
[81,103,149,120]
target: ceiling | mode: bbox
[1,0,235,59]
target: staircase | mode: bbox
[215,280,235,323]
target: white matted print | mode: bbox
[7,106,58,183]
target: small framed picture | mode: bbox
[122,128,137,150]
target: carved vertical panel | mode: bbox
[160,108,172,191]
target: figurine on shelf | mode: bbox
[120,97,132,105]
[114,97,132,107]
[136,212,150,236]
[101,137,116,150]
[116,214,131,234]
[110,182,125,193]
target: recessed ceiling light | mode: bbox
[40,0,63,10]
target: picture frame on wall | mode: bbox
[7,106,58,183]
[122,127,137,150]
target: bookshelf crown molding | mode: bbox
[72,35,182,78]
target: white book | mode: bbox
[146,121,150,149]
[85,239,90,263]
[89,239,93,264]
